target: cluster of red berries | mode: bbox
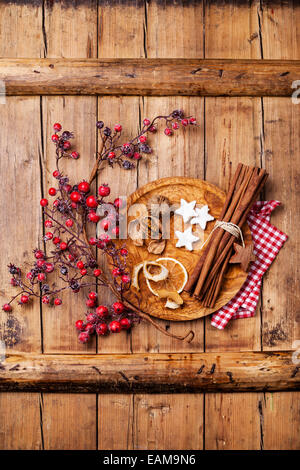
[75,300,132,343]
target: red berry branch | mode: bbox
[2,110,197,344]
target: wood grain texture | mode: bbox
[122,176,250,321]
[262,392,300,450]
[1,351,299,393]
[133,394,203,450]
[205,392,261,450]
[98,394,134,449]
[42,393,97,450]
[132,0,204,353]
[260,1,300,351]
[205,3,262,352]
[41,2,98,353]
[0,392,42,450]
[1,58,300,96]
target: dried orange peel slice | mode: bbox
[132,260,169,292]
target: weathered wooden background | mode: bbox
[0,0,299,450]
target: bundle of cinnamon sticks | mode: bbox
[184,163,268,307]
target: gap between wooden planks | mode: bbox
[0,351,299,393]
[1,58,300,96]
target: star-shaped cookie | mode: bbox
[175,227,199,251]
[229,242,256,272]
[175,199,197,223]
[190,205,214,230]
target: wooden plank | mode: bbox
[260,2,300,351]
[0,351,299,393]
[262,392,300,450]
[97,2,144,353]
[205,393,261,450]
[0,4,43,354]
[0,392,42,450]
[204,1,262,352]
[41,1,98,353]
[1,58,300,96]
[132,0,205,353]
[42,393,97,450]
[133,394,203,450]
[98,394,134,450]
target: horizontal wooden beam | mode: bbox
[0,58,299,97]
[0,351,299,393]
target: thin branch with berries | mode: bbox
[2,110,196,344]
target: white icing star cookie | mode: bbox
[190,205,214,230]
[175,227,199,251]
[175,199,197,223]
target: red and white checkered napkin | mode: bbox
[211,201,288,330]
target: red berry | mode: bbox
[113,301,125,314]
[53,236,61,245]
[63,141,71,150]
[78,181,90,193]
[93,269,102,277]
[75,320,84,330]
[52,134,59,142]
[120,318,131,330]
[78,332,89,343]
[112,268,121,277]
[96,305,109,318]
[108,151,116,159]
[77,261,84,269]
[26,272,33,279]
[120,248,128,256]
[80,268,87,276]
[45,262,54,273]
[71,202,77,209]
[164,128,172,136]
[2,303,12,312]
[10,278,17,286]
[45,232,53,240]
[20,295,29,304]
[37,273,46,281]
[189,117,197,125]
[68,254,75,261]
[85,322,94,333]
[86,313,95,323]
[143,118,150,126]
[54,298,62,306]
[181,118,189,126]
[86,195,98,208]
[53,122,62,131]
[89,292,97,301]
[89,237,97,246]
[101,219,110,231]
[35,250,44,259]
[36,260,45,268]
[133,152,141,160]
[71,151,80,160]
[63,184,72,193]
[172,122,179,130]
[53,170,60,178]
[109,320,121,333]
[40,198,48,207]
[96,323,108,335]
[71,151,80,159]
[70,191,81,203]
[114,124,122,132]
[88,211,100,223]
[42,296,50,304]
[65,218,73,227]
[149,125,157,133]
[60,242,68,251]
[114,198,123,209]
[112,226,119,237]
[98,185,110,197]
[121,274,130,284]
[86,299,95,308]
[45,220,53,228]
[48,187,56,196]
[139,135,147,143]
[53,199,59,207]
